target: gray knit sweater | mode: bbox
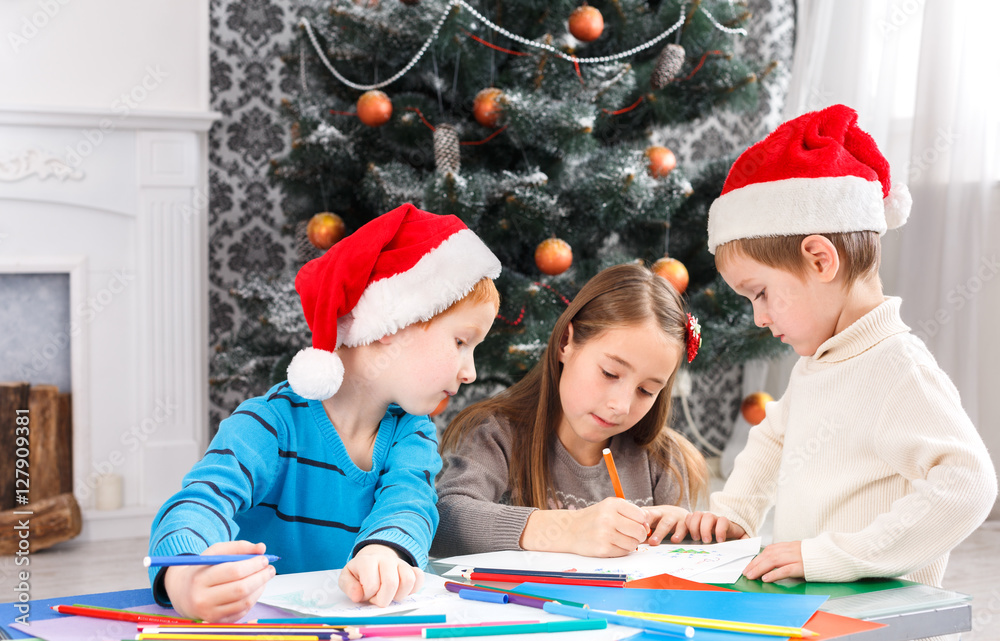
[431,415,691,557]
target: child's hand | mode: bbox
[641,505,690,545]
[163,540,276,622]
[742,541,803,582]
[567,497,649,557]
[684,510,748,543]
[340,544,424,608]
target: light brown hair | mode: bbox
[441,263,708,509]
[715,231,882,286]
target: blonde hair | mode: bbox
[441,263,708,509]
[715,232,881,286]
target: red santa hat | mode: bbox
[287,203,502,400]
[707,104,911,254]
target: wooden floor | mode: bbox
[5,521,999,640]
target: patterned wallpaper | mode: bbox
[207,0,796,450]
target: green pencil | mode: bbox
[422,620,606,638]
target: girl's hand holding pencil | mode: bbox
[162,540,277,623]
[521,496,648,557]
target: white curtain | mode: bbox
[776,0,999,426]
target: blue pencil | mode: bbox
[143,554,281,567]
[254,615,447,625]
[542,602,694,639]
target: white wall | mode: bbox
[2,0,208,112]
[978,189,1000,520]
[0,1,213,539]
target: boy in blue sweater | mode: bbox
[148,203,501,622]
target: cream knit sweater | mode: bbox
[711,297,996,588]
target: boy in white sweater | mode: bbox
[688,104,997,591]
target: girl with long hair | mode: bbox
[432,262,708,557]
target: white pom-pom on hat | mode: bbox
[287,347,345,401]
[883,181,911,230]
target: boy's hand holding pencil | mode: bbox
[162,540,277,623]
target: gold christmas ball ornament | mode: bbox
[356,90,393,127]
[473,88,504,128]
[651,255,689,295]
[534,237,573,276]
[741,392,774,426]
[646,145,677,178]
[306,212,347,250]
[568,5,604,42]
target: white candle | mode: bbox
[95,473,123,510]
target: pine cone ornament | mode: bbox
[295,220,325,264]
[651,43,686,89]
[434,123,461,175]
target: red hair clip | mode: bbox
[685,313,702,363]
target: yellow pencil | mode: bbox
[616,610,820,638]
[138,634,323,641]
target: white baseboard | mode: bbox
[79,506,157,542]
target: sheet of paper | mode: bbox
[258,568,455,617]
[437,537,760,583]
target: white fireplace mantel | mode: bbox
[0,105,219,541]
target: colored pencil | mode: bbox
[442,581,588,608]
[602,448,625,499]
[543,602,693,639]
[617,609,819,638]
[459,589,508,604]
[468,567,628,582]
[138,633,322,641]
[603,447,651,537]
[422,620,606,638]
[50,605,196,624]
[352,622,539,637]
[254,616,446,626]
[467,572,625,587]
[144,554,280,567]
[139,626,348,631]
[138,629,348,638]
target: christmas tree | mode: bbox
[214,0,791,442]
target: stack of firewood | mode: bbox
[0,382,81,554]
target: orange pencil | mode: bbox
[603,447,650,537]
[602,448,625,499]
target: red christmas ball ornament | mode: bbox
[568,4,604,42]
[356,90,393,127]
[473,88,504,128]
[535,237,573,276]
[741,392,774,426]
[652,255,689,295]
[430,396,449,417]
[646,145,677,178]
[306,212,347,250]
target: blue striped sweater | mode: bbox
[147,382,441,605]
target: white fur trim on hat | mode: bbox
[883,182,911,230]
[707,176,887,254]
[338,228,502,347]
[286,347,345,400]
